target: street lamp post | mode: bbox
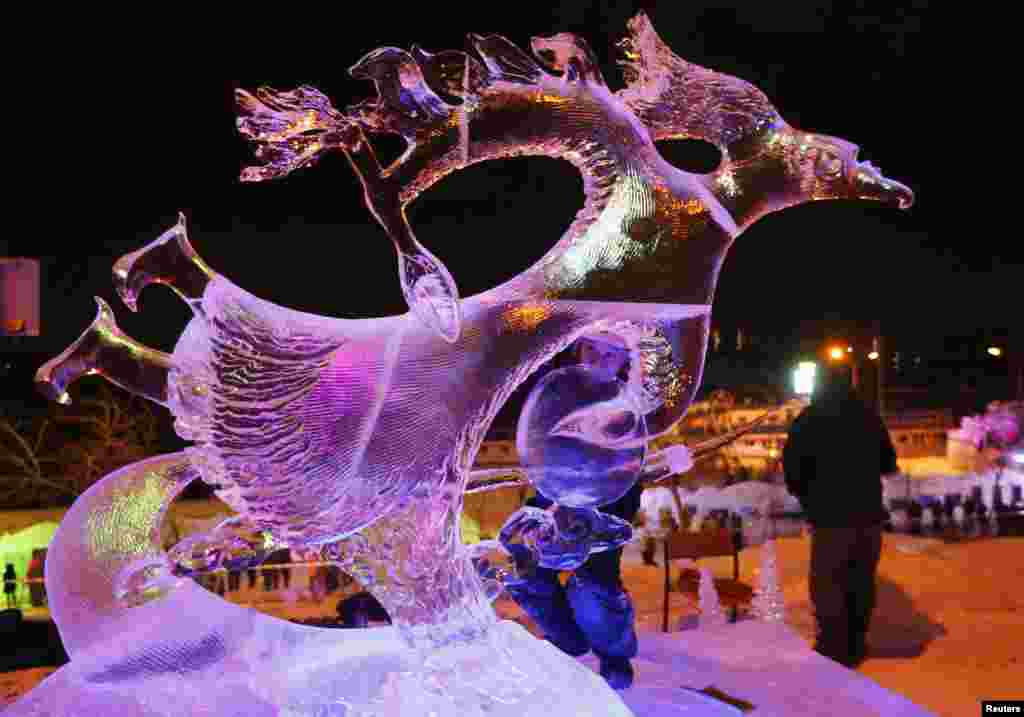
[876,322,886,416]
[825,323,886,411]
[827,342,859,392]
[1018,351,1023,400]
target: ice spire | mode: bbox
[750,539,785,622]
[698,566,728,628]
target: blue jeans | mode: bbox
[506,548,638,661]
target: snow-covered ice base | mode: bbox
[591,621,938,717]
[2,591,754,717]
[5,593,938,716]
[4,590,639,717]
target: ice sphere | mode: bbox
[517,365,648,508]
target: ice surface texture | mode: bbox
[30,10,913,715]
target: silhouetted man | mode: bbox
[3,564,16,608]
[782,365,898,667]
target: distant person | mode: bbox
[782,365,899,668]
[309,563,327,603]
[324,565,340,595]
[636,485,681,566]
[337,591,390,627]
[3,564,16,608]
[26,553,45,608]
[263,557,278,592]
[262,548,290,592]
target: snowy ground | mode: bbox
[3,533,1021,716]
[616,534,1023,717]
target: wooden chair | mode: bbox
[661,519,749,632]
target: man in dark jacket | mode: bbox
[782,365,898,667]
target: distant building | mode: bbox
[885,410,953,459]
[475,400,953,477]
[475,439,519,467]
[0,258,40,336]
[678,402,951,473]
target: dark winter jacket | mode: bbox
[782,386,898,527]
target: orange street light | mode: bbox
[988,346,1003,357]
[868,351,880,361]
[828,346,845,361]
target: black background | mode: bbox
[4,1,1014,389]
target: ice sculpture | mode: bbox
[498,502,635,573]
[20,11,913,716]
[750,539,785,622]
[698,566,728,628]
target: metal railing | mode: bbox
[2,560,346,589]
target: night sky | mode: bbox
[5,2,1015,364]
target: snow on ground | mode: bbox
[3,534,1021,716]
[0,670,54,711]
[615,534,1023,717]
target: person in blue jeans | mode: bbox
[508,484,642,689]
[505,335,641,689]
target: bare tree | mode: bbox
[0,381,162,508]
[0,416,75,506]
[52,382,161,494]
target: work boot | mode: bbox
[814,643,853,667]
[848,632,869,667]
[599,655,634,690]
[814,617,853,666]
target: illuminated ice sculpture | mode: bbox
[19,12,913,717]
